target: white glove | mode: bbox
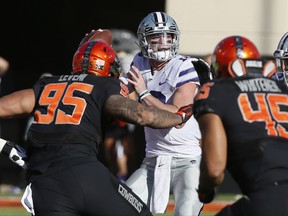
[0,138,27,169]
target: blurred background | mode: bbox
[0,0,287,195]
[1,0,287,90]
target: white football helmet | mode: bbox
[137,12,180,61]
[273,32,288,86]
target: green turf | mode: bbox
[0,208,30,216]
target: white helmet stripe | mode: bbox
[154,12,166,27]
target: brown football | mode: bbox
[78,29,112,47]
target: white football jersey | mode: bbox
[124,53,202,157]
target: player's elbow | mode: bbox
[140,112,155,127]
[206,168,225,186]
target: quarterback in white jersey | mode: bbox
[122,11,204,216]
[129,53,202,157]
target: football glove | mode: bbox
[192,59,214,85]
[175,104,193,124]
[197,187,216,204]
[0,138,27,169]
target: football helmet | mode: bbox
[111,29,139,53]
[211,35,261,78]
[72,41,121,78]
[137,12,180,61]
[273,32,288,86]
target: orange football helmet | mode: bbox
[72,41,121,78]
[211,35,261,78]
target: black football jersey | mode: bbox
[27,74,128,178]
[193,76,288,194]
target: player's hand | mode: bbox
[0,138,27,169]
[9,144,27,169]
[127,65,147,95]
[197,188,215,203]
[192,59,213,85]
[175,104,193,125]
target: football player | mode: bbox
[0,41,193,216]
[122,11,204,215]
[194,35,288,216]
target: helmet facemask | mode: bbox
[143,32,179,61]
[274,53,288,87]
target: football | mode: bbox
[78,29,112,47]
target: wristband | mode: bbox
[139,90,151,101]
[140,92,151,101]
[138,89,149,98]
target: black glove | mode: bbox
[1,139,27,169]
[175,104,193,124]
[192,59,214,85]
[197,187,216,204]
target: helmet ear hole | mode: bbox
[263,60,276,78]
[228,59,246,77]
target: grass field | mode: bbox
[0,208,30,216]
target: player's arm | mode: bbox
[103,94,192,128]
[137,83,196,113]
[197,113,226,203]
[171,82,197,110]
[0,89,35,118]
[0,89,35,169]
